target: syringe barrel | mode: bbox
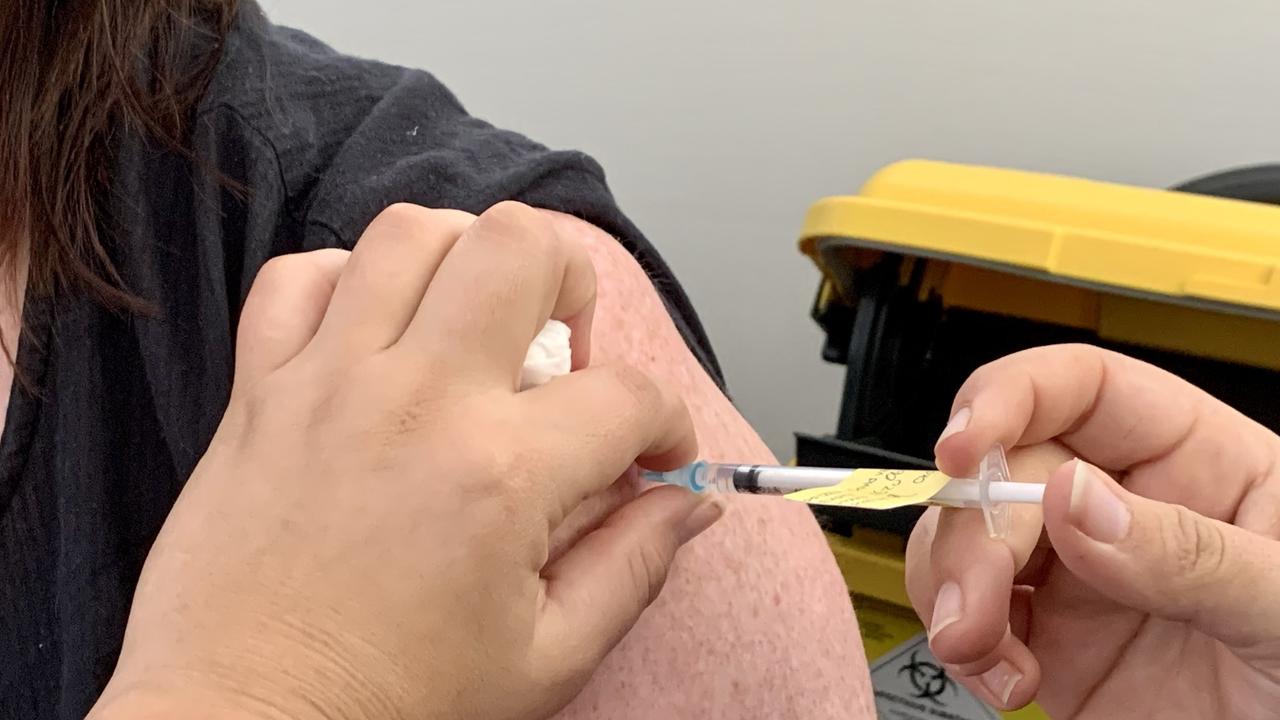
[644,463,846,494]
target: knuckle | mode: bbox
[365,203,482,254]
[247,254,318,304]
[247,249,347,300]
[963,360,995,387]
[1163,504,1228,587]
[253,254,299,284]
[238,251,347,353]
[366,203,455,245]
[371,202,433,231]
[475,201,557,249]
[955,363,999,404]
[482,199,537,224]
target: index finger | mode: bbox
[519,362,697,529]
[935,344,1205,477]
[908,444,1064,661]
[406,201,596,388]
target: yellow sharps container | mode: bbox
[798,160,1280,720]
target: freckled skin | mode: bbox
[545,213,873,720]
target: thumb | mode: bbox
[534,485,725,678]
[1043,460,1280,649]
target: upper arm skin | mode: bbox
[544,213,873,720]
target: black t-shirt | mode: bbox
[0,5,722,718]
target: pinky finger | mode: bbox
[235,250,349,389]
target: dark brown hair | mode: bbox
[0,0,239,310]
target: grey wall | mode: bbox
[260,0,1280,456]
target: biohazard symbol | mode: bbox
[898,650,954,704]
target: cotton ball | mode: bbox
[520,319,572,390]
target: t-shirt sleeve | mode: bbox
[237,27,725,390]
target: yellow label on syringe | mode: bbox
[785,468,951,510]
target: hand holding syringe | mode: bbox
[643,446,1042,539]
[514,326,1040,539]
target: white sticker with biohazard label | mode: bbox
[868,632,1001,720]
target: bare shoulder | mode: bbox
[545,213,874,719]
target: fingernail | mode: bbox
[980,660,1021,707]
[935,407,971,450]
[1070,460,1131,544]
[929,581,963,639]
[680,497,726,544]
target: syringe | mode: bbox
[642,446,1043,538]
